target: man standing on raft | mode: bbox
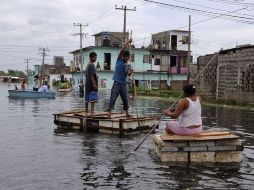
[107,39,134,117]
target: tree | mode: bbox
[0,71,6,75]
[7,70,27,78]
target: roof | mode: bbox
[70,46,149,54]
[152,29,189,36]
[220,44,254,54]
[92,31,128,36]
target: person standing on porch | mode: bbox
[107,39,134,117]
[85,52,98,115]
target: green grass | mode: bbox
[135,88,254,110]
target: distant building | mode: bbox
[93,31,129,48]
[150,30,190,75]
[197,45,254,103]
[34,56,71,85]
[152,30,189,51]
[53,56,64,66]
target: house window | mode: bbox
[143,55,149,63]
[155,58,161,65]
[170,56,177,67]
[171,35,177,50]
[182,36,189,44]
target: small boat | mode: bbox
[8,89,56,99]
[57,82,72,92]
[57,87,72,92]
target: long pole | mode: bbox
[129,31,140,128]
[132,48,223,153]
[187,15,191,81]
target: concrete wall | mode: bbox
[197,47,254,103]
[197,54,218,99]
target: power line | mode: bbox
[139,0,254,24]
[207,0,254,7]
[170,0,254,18]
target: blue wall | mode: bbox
[72,71,187,89]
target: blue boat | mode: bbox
[8,89,56,99]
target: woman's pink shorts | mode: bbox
[165,121,202,136]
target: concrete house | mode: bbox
[71,31,188,90]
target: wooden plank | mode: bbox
[161,152,189,162]
[161,134,239,141]
[53,109,86,115]
[190,152,216,162]
[161,145,243,152]
[216,139,242,146]
[215,151,242,162]
[199,131,232,136]
[75,112,108,117]
[189,141,215,147]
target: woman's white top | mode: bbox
[178,97,202,127]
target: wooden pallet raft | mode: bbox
[53,109,156,135]
[154,131,244,163]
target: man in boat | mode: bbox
[163,83,202,135]
[85,52,98,115]
[38,81,49,93]
[107,39,134,117]
[33,75,40,91]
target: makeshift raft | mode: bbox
[53,109,156,135]
[154,130,243,163]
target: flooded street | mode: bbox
[0,83,254,190]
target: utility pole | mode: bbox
[73,23,88,96]
[24,58,30,76]
[39,47,49,85]
[187,15,191,81]
[73,23,88,82]
[115,5,136,45]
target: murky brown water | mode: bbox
[0,83,253,190]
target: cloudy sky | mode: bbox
[1,0,254,72]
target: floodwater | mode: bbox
[0,83,254,190]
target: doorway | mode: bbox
[104,53,111,70]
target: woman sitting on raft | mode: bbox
[163,83,202,136]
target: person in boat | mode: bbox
[38,81,49,93]
[20,79,26,90]
[85,52,98,115]
[33,75,40,91]
[107,39,134,117]
[163,83,202,135]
